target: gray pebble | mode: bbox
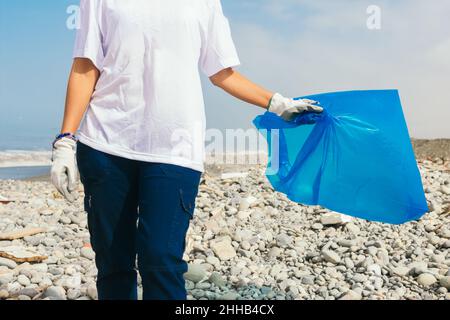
[0,257,17,269]
[17,274,31,286]
[184,264,206,283]
[44,286,66,300]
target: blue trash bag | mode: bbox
[253,90,428,224]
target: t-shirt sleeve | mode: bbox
[200,0,241,77]
[72,0,104,70]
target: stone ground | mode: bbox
[0,149,449,300]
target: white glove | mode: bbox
[268,93,323,122]
[51,137,78,203]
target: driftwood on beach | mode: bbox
[0,227,47,241]
[0,246,48,263]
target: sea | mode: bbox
[0,130,54,180]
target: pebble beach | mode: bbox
[0,142,449,300]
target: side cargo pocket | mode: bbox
[167,187,198,254]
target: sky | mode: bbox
[0,0,449,151]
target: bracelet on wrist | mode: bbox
[52,132,78,148]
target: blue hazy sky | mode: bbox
[1,0,449,151]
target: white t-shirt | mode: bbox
[73,0,241,172]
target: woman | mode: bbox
[51,0,322,300]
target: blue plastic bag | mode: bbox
[253,90,428,224]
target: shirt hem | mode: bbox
[76,133,205,173]
[73,49,104,72]
[205,57,241,77]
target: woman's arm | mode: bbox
[51,58,99,203]
[209,68,273,109]
[210,68,323,121]
[60,58,100,134]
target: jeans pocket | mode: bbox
[167,187,197,253]
[179,188,196,220]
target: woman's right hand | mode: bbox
[51,137,78,202]
[268,93,323,122]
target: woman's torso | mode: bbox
[78,0,212,171]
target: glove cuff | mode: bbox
[268,93,290,116]
[52,133,78,149]
[53,137,77,150]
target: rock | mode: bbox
[240,240,251,250]
[408,262,428,275]
[275,234,292,247]
[322,250,341,264]
[437,287,448,294]
[44,286,67,300]
[210,237,236,261]
[301,275,315,285]
[80,247,95,260]
[191,289,205,299]
[376,250,390,266]
[439,276,450,290]
[195,282,211,290]
[18,288,39,298]
[219,291,240,300]
[339,290,362,300]
[392,266,411,277]
[87,283,98,300]
[417,273,437,287]
[0,271,14,285]
[345,223,360,235]
[17,274,31,286]
[76,296,91,300]
[237,211,250,220]
[431,254,446,263]
[184,264,206,283]
[63,276,82,289]
[65,265,77,275]
[0,257,17,269]
[48,267,64,276]
[344,257,355,269]
[0,289,9,299]
[367,264,382,276]
[203,219,221,234]
[67,289,81,300]
[209,272,226,288]
[31,263,48,273]
[268,247,281,259]
[39,209,54,216]
[352,273,367,283]
[206,256,220,266]
[43,238,57,247]
[39,277,53,287]
[441,185,450,195]
[367,246,378,256]
[59,216,72,225]
[311,223,323,230]
[185,280,195,290]
[338,239,357,248]
[239,197,256,211]
[320,213,351,226]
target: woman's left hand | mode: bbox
[50,137,79,202]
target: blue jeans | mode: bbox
[76,141,201,300]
